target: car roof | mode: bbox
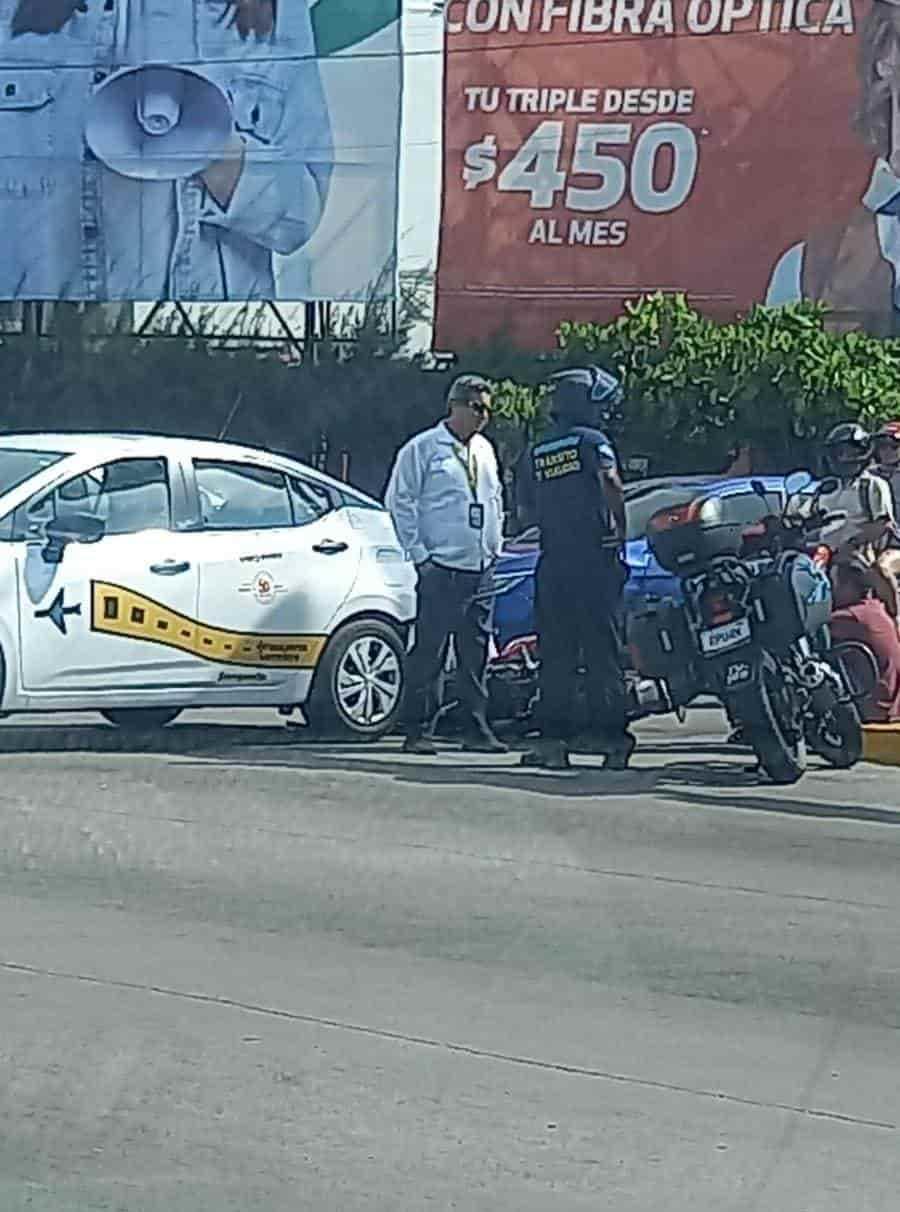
[624,474,787,497]
[0,431,382,507]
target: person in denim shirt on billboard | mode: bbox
[0,0,332,300]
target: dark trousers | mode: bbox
[535,554,628,743]
[404,563,491,736]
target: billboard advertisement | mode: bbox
[0,0,400,302]
[435,0,887,349]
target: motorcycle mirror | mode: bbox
[815,476,840,497]
[784,470,813,496]
[750,479,768,500]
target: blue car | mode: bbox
[488,475,794,657]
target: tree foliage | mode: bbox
[2,293,900,496]
[552,294,900,472]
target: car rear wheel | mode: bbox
[306,619,405,741]
[100,708,182,730]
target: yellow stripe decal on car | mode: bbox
[90,582,327,670]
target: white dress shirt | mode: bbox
[384,421,505,572]
[766,159,900,307]
[811,470,895,549]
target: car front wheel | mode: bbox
[306,619,405,741]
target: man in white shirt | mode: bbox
[815,422,895,550]
[385,374,507,756]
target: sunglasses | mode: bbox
[466,399,491,417]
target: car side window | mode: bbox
[194,460,293,531]
[12,458,170,540]
[288,475,335,526]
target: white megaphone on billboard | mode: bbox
[85,64,233,182]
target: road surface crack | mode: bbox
[2,959,895,1133]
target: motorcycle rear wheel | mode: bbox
[728,662,807,785]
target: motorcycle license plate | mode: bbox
[699,617,752,656]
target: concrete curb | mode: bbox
[862,724,900,767]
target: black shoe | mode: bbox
[602,733,636,771]
[461,724,508,754]
[571,733,610,755]
[520,740,571,770]
[403,735,438,756]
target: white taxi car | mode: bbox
[0,434,416,739]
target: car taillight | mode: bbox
[648,503,694,532]
[498,635,538,663]
[701,589,736,626]
[812,544,832,570]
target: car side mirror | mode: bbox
[42,512,105,564]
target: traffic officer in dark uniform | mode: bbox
[519,365,635,771]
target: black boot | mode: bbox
[402,732,438,756]
[520,740,571,770]
[602,732,636,771]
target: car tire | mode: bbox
[100,708,182,730]
[306,619,405,742]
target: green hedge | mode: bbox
[3,293,900,497]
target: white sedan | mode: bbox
[0,434,416,739]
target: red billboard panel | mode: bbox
[435,0,885,350]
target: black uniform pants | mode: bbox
[535,552,628,743]
[403,562,491,736]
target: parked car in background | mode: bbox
[0,434,416,740]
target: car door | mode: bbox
[14,455,204,697]
[187,458,361,694]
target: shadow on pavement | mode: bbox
[0,722,301,755]
[3,721,898,825]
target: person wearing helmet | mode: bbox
[816,422,895,551]
[873,421,900,517]
[518,366,635,772]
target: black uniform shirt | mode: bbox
[526,423,619,559]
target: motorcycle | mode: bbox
[428,582,698,740]
[642,470,869,783]
[740,476,876,770]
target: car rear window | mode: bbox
[0,448,66,497]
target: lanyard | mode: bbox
[452,442,478,500]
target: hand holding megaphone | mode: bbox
[85,64,234,182]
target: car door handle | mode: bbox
[312,540,349,555]
[149,561,191,576]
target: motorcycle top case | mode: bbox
[753,551,833,653]
[626,597,691,680]
[646,496,745,578]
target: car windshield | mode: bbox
[0,447,66,497]
[625,484,710,540]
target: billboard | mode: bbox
[0,0,401,302]
[435,0,888,349]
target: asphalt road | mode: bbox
[1,709,899,1211]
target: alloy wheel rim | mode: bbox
[336,636,402,727]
